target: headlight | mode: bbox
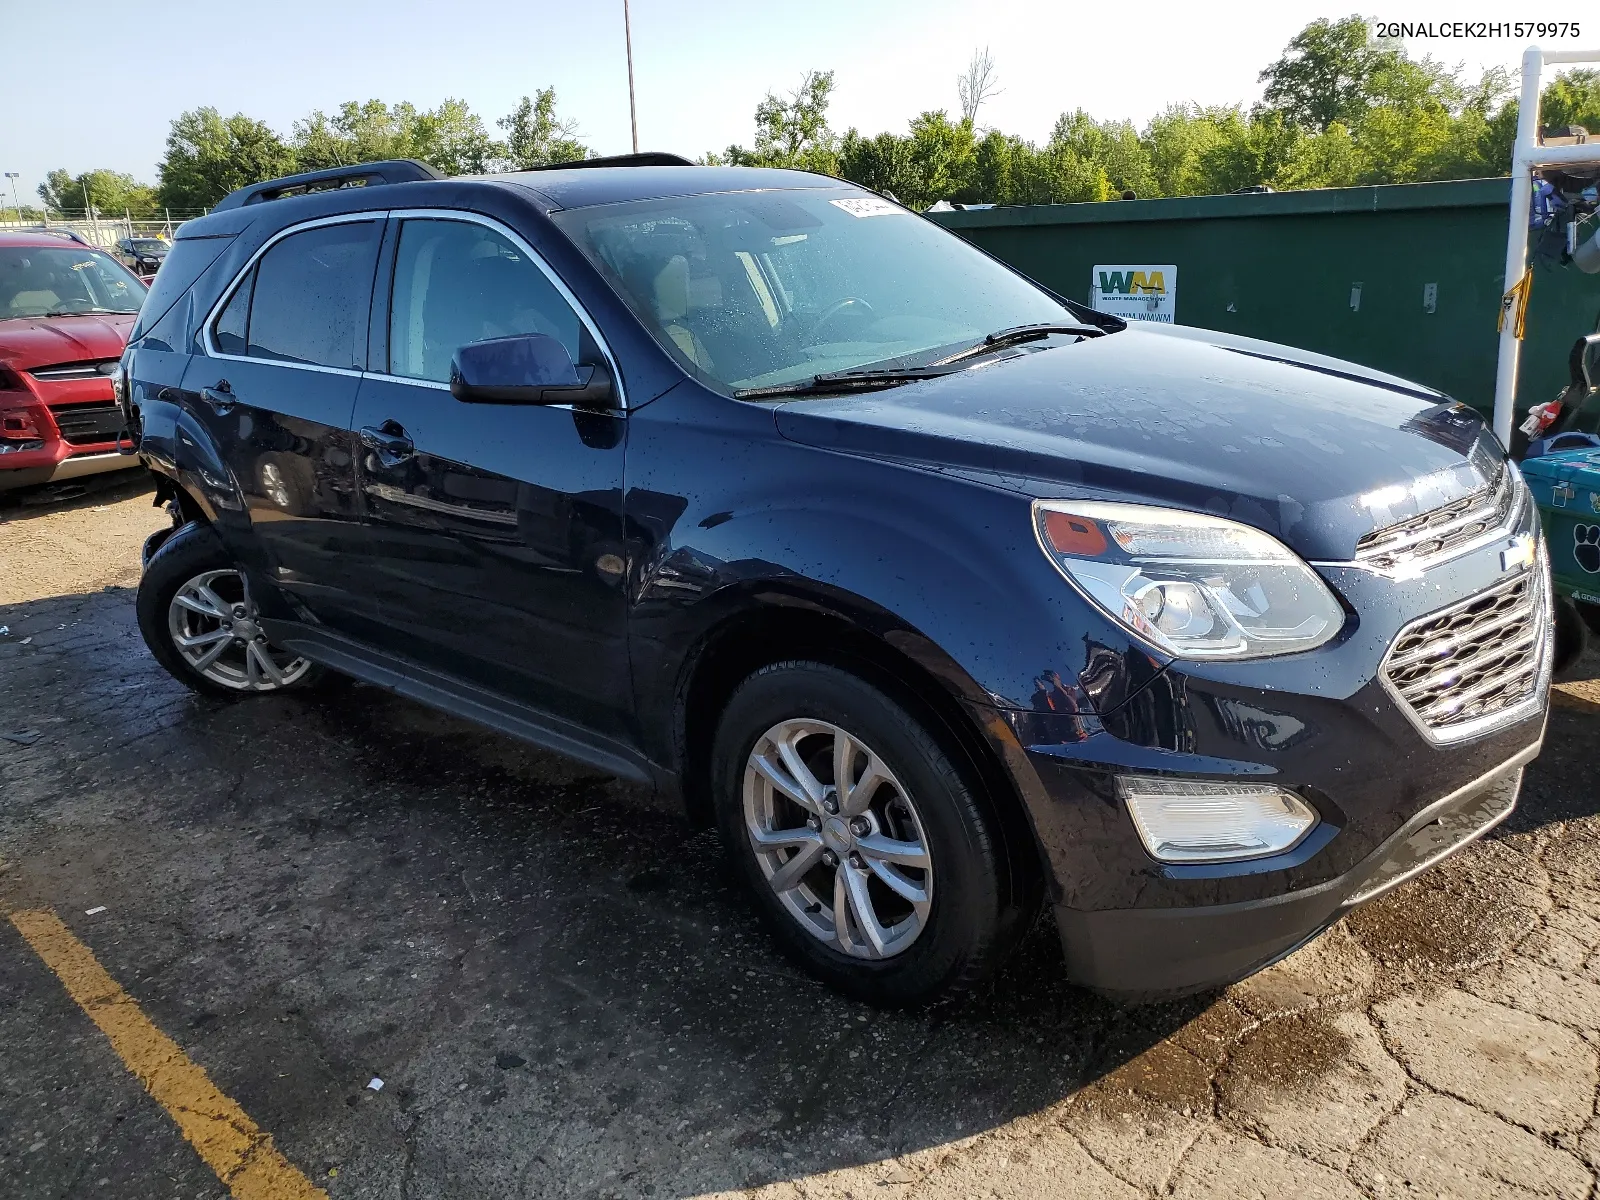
[1033,500,1345,659]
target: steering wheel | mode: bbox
[809,295,874,341]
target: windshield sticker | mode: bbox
[830,197,904,219]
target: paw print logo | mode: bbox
[1577,524,1600,574]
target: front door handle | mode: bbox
[200,381,235,414]
[360,422,415,468]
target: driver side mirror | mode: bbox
[449,334,615,408]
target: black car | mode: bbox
[120,156,1553,1006]
[116,237,170,277]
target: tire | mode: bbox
[711,660,1022,1007]
[136,521,328,698]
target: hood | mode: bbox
[773,324,1502,562]
[0,313,136,371]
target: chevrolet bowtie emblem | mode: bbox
[1501,533,1536,573]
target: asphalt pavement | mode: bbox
[3,476,1599,1199]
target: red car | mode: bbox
[1,231,147,492]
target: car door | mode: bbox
[351,213,632,738]
[183,215,382,637]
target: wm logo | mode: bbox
[1098,270,1166,295]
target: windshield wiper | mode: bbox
[930,322,1105,367]
[732,321,1112,399]
[734,364,966,399]
[43,306,133,317]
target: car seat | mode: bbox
[652,256,713,371]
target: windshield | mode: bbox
[552,188,1083,392]
[1,246,146,318]
[131,240,168,254]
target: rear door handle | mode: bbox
[360,422,414,467]
[200,381,235,414]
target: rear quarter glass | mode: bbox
[131,236,236,343]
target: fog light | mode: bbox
[1118,777,1318,863]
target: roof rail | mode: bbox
[211,159,444,212]
[523,152,695,171]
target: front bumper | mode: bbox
[1051,746,1533,996]
[0,449,140,491]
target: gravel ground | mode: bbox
[2,476,1599,1200]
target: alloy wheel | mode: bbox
[742,718,933,958]
[165,569,310,691]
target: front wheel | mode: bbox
[136,522,325,698]
[711,661,1024,1006]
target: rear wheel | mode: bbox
[137,522,326,698]
[711,660,1023,1006]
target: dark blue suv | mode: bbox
[120,156,1553,1006]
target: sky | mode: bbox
[0,0,1587,211]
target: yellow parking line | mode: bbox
[9,909,327,1200]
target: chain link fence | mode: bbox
[0,212,208,249]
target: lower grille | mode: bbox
[48,400,122,446]
[1382,571,1545,737]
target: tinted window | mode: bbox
[131,236,234,342]
[246,221,380,369]
[388,219,580,383]
[213,268,252,355]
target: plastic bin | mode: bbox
[1521,447,1600,610]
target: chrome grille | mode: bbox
[29,359,119,382]
[1382,570,1544,736]
[1355,467,1516,574]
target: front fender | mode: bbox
[623,385,1165,766]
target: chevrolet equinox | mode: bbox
[120,156,1553,1005]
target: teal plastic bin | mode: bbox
[1521,447,1600,610]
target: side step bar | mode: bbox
[261,619,654,785]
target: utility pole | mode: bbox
[623,0,639,153]
[3,172,19,223]
[82,179,101,244]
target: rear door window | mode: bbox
[235,220,381,369]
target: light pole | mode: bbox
[623,0,639,153]
[3,172,19,223]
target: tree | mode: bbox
[958,47,1002,125]
[408,99,500,176]
[1539,68,1600,134]
[1190,109,1302,194]
[1144,104,1232,196]
[842,111,980,209]
[37,169,158,218]
[157,108,295,211]
[498,89,589,169]
[1049,111,1155,197]
[724,70,840,173]
[290,98,499,176]
[1275,122,1362,190]
[1258,15,1405,131]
